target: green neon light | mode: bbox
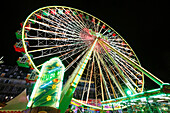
[126,90,132,96]
[102,84,170,105]
[27,57,65,109]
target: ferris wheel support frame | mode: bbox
[99,40,164,86]
[59,38,98,113]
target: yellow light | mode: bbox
[46,95,52,101]
[52,84,57,89]
[56,63,60,67]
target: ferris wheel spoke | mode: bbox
[96,54,111,100]
[73,10,87,28]
[28,42,83,53]
[56,8,80,27]
[28,36,85,46]
[25,36,91,43]
[102,39,164,86]
[35,12,81,35]
[70,38,98,88]
[98,24,104,34]
[96,51,126,97]
[54,7,84,28]
[27,40,79,48]
[93,68,98,106]
[111,45,134,57]
[25,27,64,35]
[100,55,125,97]
[25,26,81,39]
[85,53,94,103]
[116,61,139,88]
[109,43,137,62]
[59,46,87,61]
[82,16,93,30]
[111,52,136,76]
[95,21,100,33]
[100,52,124,89]
[104,52,143,92]
[102,28,110,35]
[99,47,133,94]
[113,53,142,81]
[50,8,84,31]
[98,40,137,95]
[37,11,82,35]
[110,67,126,96]
[98,23,109,34]
[95,52,112,100]
[91,17,96,32]
[28,19,80,36]
[62,8,86,29]
[99,67,104,101]
[44,9,77,29]
[36,46,87,69]
[65,48,88,72]
[71,10,87,28]
[95,20,101,33]
[25,37,68,40]
[117,62,141,84]
[116,63,139,92]
[110,44,132,54]
[81,57,91,101]
[100,52,126,98]
[97,53,118,98]
[36,45,86,61]
[102,53,135,92]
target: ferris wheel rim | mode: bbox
[21,6,145,110]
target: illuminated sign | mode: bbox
[27,57,65,109]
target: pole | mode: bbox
[59,38,98,113]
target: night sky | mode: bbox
[0,0,169,88]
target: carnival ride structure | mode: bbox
[12,6,169,113]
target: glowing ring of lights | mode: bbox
[22,6,144,110]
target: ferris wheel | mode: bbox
[21,6,145,110]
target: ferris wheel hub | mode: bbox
[79,28,110,53]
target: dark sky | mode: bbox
[0,0,169,87]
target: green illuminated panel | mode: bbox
[102,84,170,105]
[27,57,65,109]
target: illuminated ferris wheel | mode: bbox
[21,6,145,110]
